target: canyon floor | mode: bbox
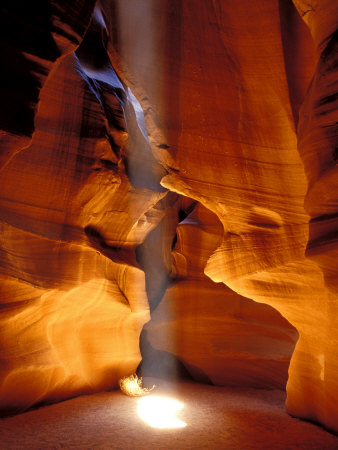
[1,379,337,449]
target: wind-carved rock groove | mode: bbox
[0,0,338,436]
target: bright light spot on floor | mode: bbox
[137,396,187,429]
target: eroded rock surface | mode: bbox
[142,203,298,389]
[0,0,96,170]
[107,0,337,433]
[0,0,337,435]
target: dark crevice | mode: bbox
[178,209,188,222]
[248,221,281,229]
[320,29,338,66]
[307,230,338,251]
[99,158,118,171]
[310,211,338,223]
[137,329,195,382]
[301,9,312,17]
[316,92,338,107]
[84,225,138,267]
[278,0,317,128]
[74,5,167,192]
[171,234,177,250]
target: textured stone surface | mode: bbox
[106,0,337,433]
[0,0,337,435]
[0,0,96,170]
[142,203,297,389]
[0,23,157,412]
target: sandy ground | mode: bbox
[0,379,337,449]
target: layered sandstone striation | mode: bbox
[0,49,154,412]
[107,0,337,433]
[141,202,297,388]
[0,0,337,435]
[0,0,96,170]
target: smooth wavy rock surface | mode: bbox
[0,0,96,170]
[0,0,338,436]
[142,203,298,388]
[0,45,156,412]
[107,0,337,434]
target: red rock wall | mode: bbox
[0,0,96,169]
[0,0,337,434]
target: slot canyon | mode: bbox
[0,0,338,448]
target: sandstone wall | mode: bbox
[0,0,337,434]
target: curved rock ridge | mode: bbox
[106,0,338,434]
[141,202,298,389]
[293,0,338,432]
[0,270,148,413]
[74,6,167,191]
[0,26,160,411]
[143,279,298,389]
[0,0,96,170]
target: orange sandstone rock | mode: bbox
[108,0,338,434]
[0,0,96,170]
[0,0,337,436]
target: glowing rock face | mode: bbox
[0,0,97,170]
[137,396,186,429]
[107,0,338,434]
[1,0,338,436]
[141,203,298,389]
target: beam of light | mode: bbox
[137,396,187,429]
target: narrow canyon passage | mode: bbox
[0,0,338,445]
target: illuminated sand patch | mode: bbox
[137,396,187,429]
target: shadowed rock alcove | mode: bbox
[1,0,338,446]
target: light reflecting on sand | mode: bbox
[137,396,187,429]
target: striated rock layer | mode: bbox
[107,0,338,433]
[0,0,338,435]
[0,48,155,412]
[141,202,298,389]
[0,0,96,170]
